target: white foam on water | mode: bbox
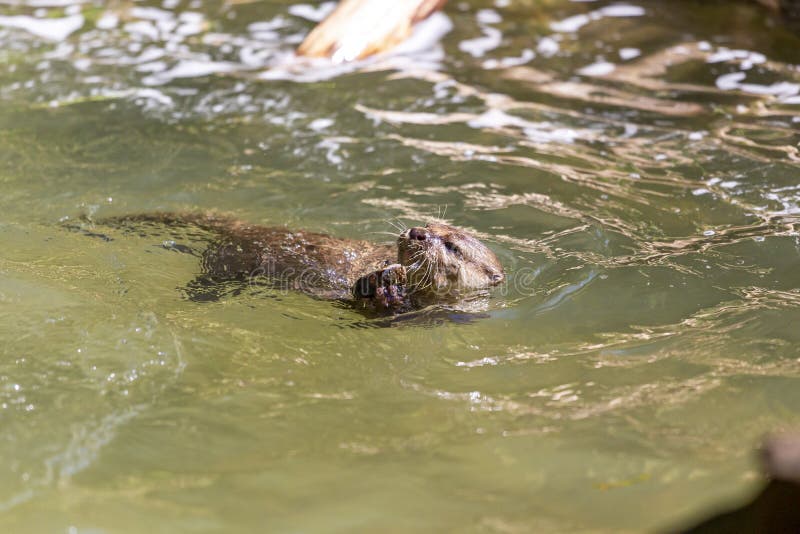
[459,8,504,58]
[550,13,590,33]
[0,13,83,41]
[707,48,766,65]
[600,4,645,17]
[482,48,535,69]
[467,108,580,144]
[124,20,159,41]
[716,71,746,91]
[95,12,118,30]
[175,12,205,36]
[537,36,560,56]
[130,6,174,21]
[577,60,615,76]
[288,2,337,22]
[142,59,240,85]
[551,4,645,33]
[0,0,86,5]
[476,8,502,25]
[309,118,334,131]
[619,47,640,60]
[391,12,452,56]
[716,71,800,100]
[248,17,289,33]
[459,27,502,58]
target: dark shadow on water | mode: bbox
[333,299,490,329]
[61,222,115,242]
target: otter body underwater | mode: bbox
[92,213,505,313]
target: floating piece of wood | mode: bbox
[297,0,447,62]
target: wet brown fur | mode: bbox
[104,213,504,311]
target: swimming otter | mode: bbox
[99,213,505,313]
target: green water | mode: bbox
[1,0,800,532]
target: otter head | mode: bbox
[397,222,505,296]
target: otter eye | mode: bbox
[444,241,460,254]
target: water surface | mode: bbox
[1,0,800,532]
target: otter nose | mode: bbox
[409,227,427,241]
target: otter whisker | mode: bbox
[384,220,402,233]
[368,231,403,238]
[415,274,434,292]
[406,253,426,267]
[385,218,407,233]
[406,259,424,275]
[423,261,436,289]
[409,257,436,292]
[404,257,429,291]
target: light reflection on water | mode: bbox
[1,0,800,531]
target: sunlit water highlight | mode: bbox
[1,0,799,532]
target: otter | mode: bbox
[95,213,505,313]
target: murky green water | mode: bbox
[1,0,800,532]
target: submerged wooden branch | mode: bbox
[296,0,447,62]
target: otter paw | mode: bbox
[352,264,407,310]
[373,282,406,310]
